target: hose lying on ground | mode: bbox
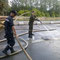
[16,36,32,60]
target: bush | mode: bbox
[23,10,31,16]
[18,10,25,15]
[18,8,59,17]
[51,12,55,17]
[32,8,41,16]
[41,12,45,17]
[45,12,50,17]
[18,10,31,16]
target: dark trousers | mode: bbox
[28,24,33,38]
[4,34,15,52]
[7,35,15,47]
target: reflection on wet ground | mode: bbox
[19,24,60,41]
[1,23,60,60]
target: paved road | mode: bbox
[1,23,60,60]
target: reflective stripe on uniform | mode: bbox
[5,19,9,22]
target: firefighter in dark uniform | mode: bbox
[2,10,17,55]
[28,11,37,38]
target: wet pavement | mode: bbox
[0,29,5,40]
[1,22,60,60]
[0,39,26,55]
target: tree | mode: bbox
[0,0,9,15]
[0,0,59,17]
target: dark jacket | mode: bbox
[4,16,14,37]
[29,14,36,25]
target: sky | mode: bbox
[8,0,12,6]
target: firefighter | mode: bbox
[2,10,17,55]
[28,11,37,39]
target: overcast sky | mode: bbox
[8,0,12,6]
